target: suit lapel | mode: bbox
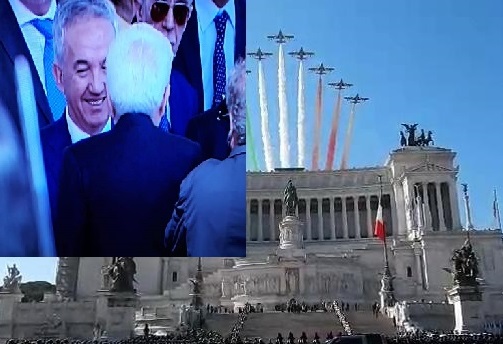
[48,115,72,153]
[0,1,53,126]
[182,6,204,112]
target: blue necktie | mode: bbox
[212,11,229,108]
[159,106,171,132]
[31,18,66,120]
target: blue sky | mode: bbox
[246,0,503,229]
[0,258,57,283]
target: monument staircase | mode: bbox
[204,313,239,337]
[237,311,345,341]
[344,309,397,335]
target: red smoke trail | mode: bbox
[325,90,342,170]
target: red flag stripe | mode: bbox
[374,202,386,241]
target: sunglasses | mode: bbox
[150,1,190,26]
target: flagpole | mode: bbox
[378,175,389,268]
[377,174,395,309]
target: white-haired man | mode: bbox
[40,0,118,227]
[55,23,202,256]
[165,59,246,257]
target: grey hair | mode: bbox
[53,0,119,65]
[226,59,246,146]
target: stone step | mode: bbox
[204,313,240,336]
[240,312,345,341]
[345,310,397,335]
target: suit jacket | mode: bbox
[55,114,202,256]
[165,144,246,257]
[40,115,72,227]
[173,0,246,113]
[185,101,230,161]
[0,1,53,136]
[169,70,198,136]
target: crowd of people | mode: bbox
[386,333,503,344]
[0,0,246,257]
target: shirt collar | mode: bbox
[197,0,235,34]
[229,144,245,158]
[9,0,57,27]
[66,108,112,144]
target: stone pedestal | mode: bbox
[0,292,23,341]
[447,285,483,334]
[96,291,138,340]
[277,216,305,261]
[279,216,303,249]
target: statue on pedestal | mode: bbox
[400,124,434,147]
[284,180,298,217]
[106,257,137,293]
[2,264,22,293]
[449,238,479,286]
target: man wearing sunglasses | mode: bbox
[135,0,200,136]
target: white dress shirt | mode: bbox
[196,0,236,111]
[9,0,57,94]
[66,109,112,144]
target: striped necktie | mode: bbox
[31,18,66,120]
[212,11,229,108]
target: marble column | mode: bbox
[330,197,336,240]
[354,196,361,239]
[422,182,431,231]
[342,197,349,239]
[246,199,251,241]
[390,192,399,237]
[269,199,275,240]
[449,182,462,230]
[422,182,429,211]
[436,183,446,231]
[258,199,263,241]
[318,198,323,240]
[306,198,312,240]
[366,196,372,238]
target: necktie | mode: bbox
[31,18,66,120]
[159,106,171,133]
[212,11,229,108]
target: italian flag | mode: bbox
[374,199,386,241]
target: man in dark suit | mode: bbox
[55,24,202,256]
[165,60,246,257]
[0,0,58,136]
[40,0,116,226]
[173,0,246,160]
[173,0,246,112]
[135,0,199,135]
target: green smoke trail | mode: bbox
[246,108,259,171]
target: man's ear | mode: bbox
[53,63,64,93]
[134,0,144,21]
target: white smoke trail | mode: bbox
[297,60,305,168]
[278,44,290,168]
[340,103,356,170]
[258,61,274,171]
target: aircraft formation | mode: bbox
[247,29,370,171]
